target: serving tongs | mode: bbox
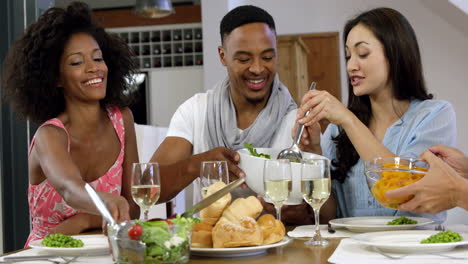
[277,82,316,162]
[182,177,245,218]
[84,184,145,262]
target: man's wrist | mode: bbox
[455,178,468,210]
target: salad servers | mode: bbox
[277,81,316,162]
[84,183,116,226]
[84,184,145,262]
[182,177,245,218]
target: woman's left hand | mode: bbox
[297,90,353,127]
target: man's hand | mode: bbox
[429,145,468,179]
[257,197,314,225]
[192,147,245,182]
[386,150,467,213]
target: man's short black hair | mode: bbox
[220,5,276,44]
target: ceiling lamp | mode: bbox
[134,0,175,18]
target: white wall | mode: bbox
[148,68,204,127]
[201,0,468,223]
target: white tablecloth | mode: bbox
[328,238,468,264]
[288,224,356,238]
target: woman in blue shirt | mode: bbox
[296,7,456,223]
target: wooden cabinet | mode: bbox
[277,36,310,104]
[278,33,341,132]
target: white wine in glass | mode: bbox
[131,162,161,221]
[301,158,331,246]
[263,159,292,221]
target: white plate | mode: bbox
[352,230,468,254]
[29,235,109,255]
[329,216,433,233]
[190,237,292,257]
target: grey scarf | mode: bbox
[206,75,297,150]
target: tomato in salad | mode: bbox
[127,224,143,240]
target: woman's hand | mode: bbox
[99,192,131,223]
[292,120,322,154]
[297,90,354,127]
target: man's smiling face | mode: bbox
[219,22,277,104]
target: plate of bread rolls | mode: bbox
[190,182,292,257]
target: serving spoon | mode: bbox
[277,82,316,162]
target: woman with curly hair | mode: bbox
[2,2,140,246]
[296,8,456,223]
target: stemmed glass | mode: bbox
[301,158,331,246]
[263,159,292,221]
[131,162,161,221]
[199,161,229,197]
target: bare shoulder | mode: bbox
[119,106,135,123]
[34,124,68,148]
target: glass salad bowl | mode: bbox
[364,157,429,209]
[108,216,197,264]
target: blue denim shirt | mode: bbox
[321,99,457,224]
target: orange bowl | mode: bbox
[364,157,428,209]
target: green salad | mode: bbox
[244,142,271,159]
[129,215,200,263]
[387,216,418,225]
[421,230,463,244]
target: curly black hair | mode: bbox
[2,1,137,124]
[220,5,276,45]
[331,7,432,183]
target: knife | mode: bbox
[181,177,245,218]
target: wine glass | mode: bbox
[199,161,229,197]
[131,162,161,221]
[301,158,331,246]
[263,159,292,221]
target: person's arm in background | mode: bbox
[386,149,468,213]
[428,144,468,179]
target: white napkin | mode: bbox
[288,224,356,238]
[328,238,468,264]
[0,248,114,264]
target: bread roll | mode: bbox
[221,196,263,223]
[212,216,263,248]
[191,222,213,248]
[200,181,232,225]
[257,214,285,245]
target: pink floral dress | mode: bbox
[25,106,125,247]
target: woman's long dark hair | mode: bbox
[2,1,137,124]
[332,7,432,183]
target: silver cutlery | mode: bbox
[277,81,316,163]
[2,255,78,263]
[372,246,467,260]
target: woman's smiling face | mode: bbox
[58,32,108,103]
[345,23,391,97]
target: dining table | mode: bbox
[2,224,467,264]
[0,227,344,264]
